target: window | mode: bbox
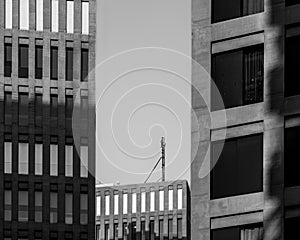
[159,220,163,240]
[19,0,29,30]
[50,137,58,176]
[159,189,164,211]
[96,195,101,216]
[4,43,12,77]
[65,192,73,224]
[123,193,128,214]
[285,126,300,187]
[4,189,12,221]
[80,140,88,178]
[35,136,43,175]
[285,217,300,239]
[96,225,101,240]
[177,186,183,210]
[50,191,58,223]
[114,223,119,240]
[51,0,59,32]
[50,94,58,119]
[212,0,263,23]
[285,34,300,96]
[35,45,43,79]
[211,134,263,199]
[168,219,173,239]
[141,221,146,240]
[81,48,89,81]
[66,47,73,81]
[36,0,43,31]
[150,220,155,240]
[82,1,89,34]
[114,192,119,215]
[18,136,29,174]
[18,190,28,221]
[123,223,128,240]
[50,46,58,80]
[19,44,29,78]
[80,193,88,224]
[131,222,137,240]
[105,224,110,240]
[150,190,155,212]
[4,137,12,174]
[81,96,88,126]
[177,218,182,240]
[66,1,74,33]
[168,187,173,210]
[4,92,12,125]
[212,224,263,240]
[65,139,73,177]
[212,44,264,111]
[132,192,137,213]
[141,190,146,212]
[105,193,110,215]
[35,191,43,222]
[286,0,300,6]
[5,0,12,29]
[19,93,28,125]
[35,93,43,126]
[66,95,73,129]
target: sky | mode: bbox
[95,0,191,185]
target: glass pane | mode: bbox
[35,192,43,222]
[81,49,89,81]
[105,195,110,215]
[66,1,74,33]
[150,191,155,212]
[96,196,101,216]
[132,193,137,213]
[80,145,88,178]
[4,190,12,221]
[35,143,43,175]
[36,0,43,31]
[50,192,58,223]
[50,47,58,79]
[19,94,28,125]
[65,145,73,177]
[19,45,29,78]
[80,194,88,224]
[168,189,173,210]
[66,47,73,80]
[5,0,12,29]
[19,0,29,30]
[141,192,146,212]
[123,193,128,214]
[159,190,164,211]
[177,188,183,210]
[18,191,28,221]
[35,46,43,79]
[4,43,12,77]
[4,142,12,174]
[65,193,73,224]
[19,142,29,174]
[50,144,58,176]
[51,0,59,32]
[114,194,119,215]
[82,2,89,34]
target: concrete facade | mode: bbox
[192,0,300,239]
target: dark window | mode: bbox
[19,93,29,126]
[150,220,155,240]
[168,219,173,239]
[81,48,89,81]
[4,92,12,125]
[114,223,118,240]
[105,224,110,240]
[19,44,29,78]
[66,47,73,81]
[212,0,264,23]
[66,95,73,129]
[159,220,164,240]
[141,221,146,240]
[35,94,43,127]
[285,217,300,239]
[96,225,100,240]
[212,45,264,111]
[50,46,58,80]
[211,134,263,199]
[286,0,300,6]
[212,224,263,240]
[131,222,136,240]
[4,43,12,77]
[285,126,300,187]
[50,94,58,118]
[285,35,300,96]
[123,223,128,240]
[177,218,182,240]
[35,45,43,79]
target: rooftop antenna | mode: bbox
[161,137,166,182]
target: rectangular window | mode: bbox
[285,217,300,239]
[114,223,119,240]
[19,0,29,30]
[80,142,88,178]
[212,0,263,23]
[211,134,263,199]
[141,221,146,240]
[150,220,155,240]
[66,1,74,33]
[131,222,137,240]
[4,190,12,221]
[123,193,128,214]
[35,137,43,175]
[66,95,73,129]
[65,141,73,177]
[168,219,173,239]
[105,224,110,240]
[51,0,59,32]
[82,1,89,34]
[18,137,29,175]
[177,218,182,240]
[96,225,100,240]
[50,46,58,80]
[177,186,183,210]
[18,190,28,221]
[50,138,58,176]
[150,190,155,212]
[212,224,263,240]
[50,94,58,119]
[141,191,146,212]
[123,223,128,240]
[80,193,88,224]
[81,48,89,81]
[19,93,29,126]
[285,34,300,96]
[168,187,173,210]
[4,139,12,174]
[66,47,73,81]
[159,220,164,240]
[159,190,164,211]
[35,45,43,79]
[19,44,29,78]
[81,96,88,127]
[285,126,300,187]
[212,44,264,111]
[36,0,43,31]
[4,92,12,125]
[35,94,43,126]
[4,43,12,77]
[96,195,101,216]
[50,192,58,223]
[5,0,12,29]
[114,193,119,215]
[65,193,73,224]
[105,193,110,215]
[132,192,137,213]
[35,191,43,222]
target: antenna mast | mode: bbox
[161,137,166,182]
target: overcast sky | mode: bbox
[95,0,191,185]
